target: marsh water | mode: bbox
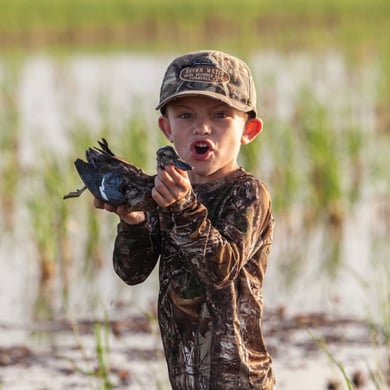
[0,51,389,388]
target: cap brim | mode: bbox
[156,90,256,115]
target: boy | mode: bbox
[95,50,275,389]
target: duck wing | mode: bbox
[74,158,155,209]
[64,139,156,211]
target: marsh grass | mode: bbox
[296,90,344,221]
[0,6,388,388]
[308,265,390,389]
[254,87,368,278]
[64,314,113,389]
[366,264,390,388]
[93,316,113,389]
[25,152,75,318]
[0,0,389,54]
[0,52,388,390]
[0,53,380,316]
[308,329,355,389]
[119,113,153,171]
[0,58,22,230]
[342,242,390,388]
[295,91,346,275]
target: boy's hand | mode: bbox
[93,198,146,225]
[152,165,191,208]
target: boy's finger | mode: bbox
[94,197,104,209]
[165,164,188,178]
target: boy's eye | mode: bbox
[214,112,228,119]
[178,112,192,119]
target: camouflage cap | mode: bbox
[156,50,257,116]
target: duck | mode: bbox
[63,138,192,211]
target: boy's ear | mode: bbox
[158,115,173,142]
[241,117,263,144]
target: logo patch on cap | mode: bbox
[179,65,230,83]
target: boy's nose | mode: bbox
[193,122,211,135]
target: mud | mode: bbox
[0,308,387,389]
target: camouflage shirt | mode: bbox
[113,168,275,389]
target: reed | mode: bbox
[367,263,390,388]
[344,243,390,388]
[63,315,114,389]
[94,317,113,389]
[118,112,154,171]
[24,151,75,318]
[308,329,355,389]
[255,120,303,213]
[0,58,22,230]
[344,126,364,204]
[295,90,344,219]
[255,93,347,276]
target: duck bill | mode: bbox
[173,160,193,171]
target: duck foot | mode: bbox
[63,186,87,200]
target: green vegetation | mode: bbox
[64,314,113,389]
[308,329,355,389]
[0,58,22,229]
[307,258,390,389]
[0,1,388,386]
[1,55,386,308]
[0,0,389,53]
[0,0,388,311]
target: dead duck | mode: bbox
[64,138,192,211]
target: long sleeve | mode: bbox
[113,216,160,285]
[112,169,275,389]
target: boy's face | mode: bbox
[158,95,262,184]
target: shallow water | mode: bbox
[0,51,388,388]
[6,53,385,302]
[1,51,387,317]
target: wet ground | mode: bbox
[0,307,387,389]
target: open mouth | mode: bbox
[191,141,213,160]
[194,143,209,155]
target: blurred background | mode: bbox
[0,0,389,388]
